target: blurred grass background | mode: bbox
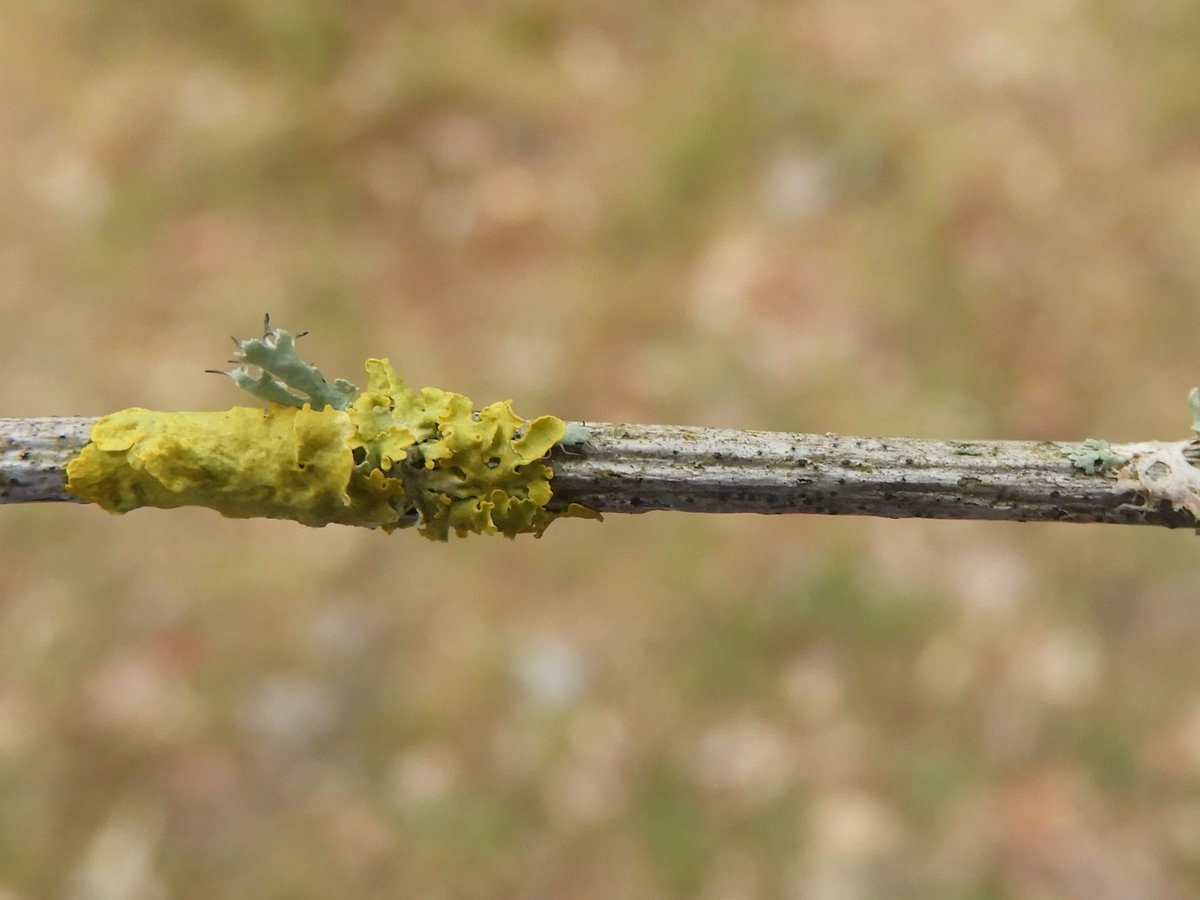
[4,1,1200,897]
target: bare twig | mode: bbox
[547,423,1198,528]
[3,416,1197,529]
[1,417,95,504]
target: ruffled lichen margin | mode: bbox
[65,322,600,540]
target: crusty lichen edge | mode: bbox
[1064,388,1200,524]
[64,333,601,540]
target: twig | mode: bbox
[6,322,1199,534]
[3,416,1198,529]
[1,417,95,505]
[547,423,1198,528]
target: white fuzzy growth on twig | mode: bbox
[1114,440,1200,521]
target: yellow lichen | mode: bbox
[65,405,358,526]
[66,358,600,539]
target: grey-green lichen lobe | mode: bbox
[1065,439,1131,475]
[213,315,360,411]
[561,423,593,447]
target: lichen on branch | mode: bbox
[66,326,599,539]
[1061,388,1200,527]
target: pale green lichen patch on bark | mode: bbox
[1065,439,1131,475]
[1064,389,1200,526]
[65,358,599,539]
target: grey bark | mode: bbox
[547,423,1197,529]
[0,417,95,504]
[1,417,1195,529]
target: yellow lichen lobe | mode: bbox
[348,358,584,540]
[65,357,600,539]
[66,405,356,526]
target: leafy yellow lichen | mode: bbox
[66,358,600,540]
[343,358,597,539]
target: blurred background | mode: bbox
[3,1,1200,897]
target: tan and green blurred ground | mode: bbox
[4,2,1200,897]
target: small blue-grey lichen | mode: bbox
[1066,439,1131,475]
[212,315,360,411]
[561,422,592,447]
